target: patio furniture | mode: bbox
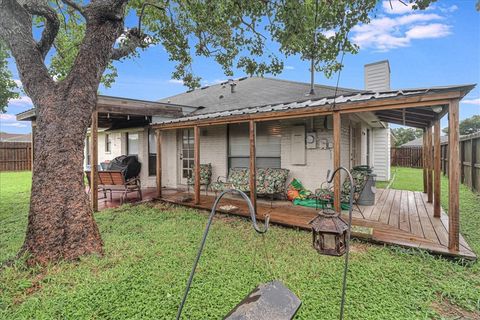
[211,167,290,202]
[85,170,142,204]
[187,163,212,195]
[314,166,372,215]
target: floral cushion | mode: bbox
[212,167,289,195]
[187,163,212,186]
[342,169,367,195]
[264,168,290,194]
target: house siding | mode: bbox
[160,129,178,188]
[372,127,391,181]
[279,116,353,191]
[199,125,228,183]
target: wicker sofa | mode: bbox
[211,167,290,199]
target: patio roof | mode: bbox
[152,84,475,129]
[16,95,195,130]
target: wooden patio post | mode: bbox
[30,120,36,170]
[194,126,200,205]
[427,126,433,203]
[433,119,441,218]
[423,129,427,193]
[249,120,257,212]
[90,110,98,212]
[448,100,460,251]
[156,129,162,198]
[333,112,341,212]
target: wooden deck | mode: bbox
[158,188,476,260]
[95,187,158,211]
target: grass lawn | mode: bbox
[1,169,479,319]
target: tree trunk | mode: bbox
[23,92,103,264]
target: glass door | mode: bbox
[180,128,195,184]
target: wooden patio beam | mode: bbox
[448,99,460,251]
[90,110,99,212]
[249,120,257,212]
[153,94,456,131]
[433,119,441,218]
[194,126,200,205]
[156,129,162,198]
[422,129,427,194]
[333,112,341,212]
[426,125,433,203]
[31,120,36,169]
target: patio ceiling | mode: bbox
[373,106,442,128]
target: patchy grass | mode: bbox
[1,170,479,319]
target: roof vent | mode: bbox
[364,60,390,91]
[228,79,236,93]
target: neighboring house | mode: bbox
[0,132,32,142]
[399,135,449,148]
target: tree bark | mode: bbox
[23,93,103,264]
[0,0,132,264]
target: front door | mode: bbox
[180,128,194,185]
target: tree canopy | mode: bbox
[0,41,19,112]
[443,115,480,135]
[1,0,438,108]
[392,127,424,147]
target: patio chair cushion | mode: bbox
[263,168,290,194]
[187,163,212,186]
[212,167,289,196]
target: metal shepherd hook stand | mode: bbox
[326,166,354,320]
[176,189,270,320]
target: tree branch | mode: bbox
[0,0,54,100]
[110,28,148,60]
[60,0,85,16]
[22,1,60,59]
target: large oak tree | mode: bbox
[0,0,433,264]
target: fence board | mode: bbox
[390,147,423,168]
[392,132,479,194]
[0,142,32,171]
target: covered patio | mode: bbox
[151,84,476,260]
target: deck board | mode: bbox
[399,190,410,232]
[414,192,440,245]
[407,191,424,238]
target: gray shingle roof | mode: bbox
[400,136,448,147]
[158,76,359,115]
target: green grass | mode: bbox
[1,170,479,319]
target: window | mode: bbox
[148,129,156,176]
[127,132,139,155]
[228,122,281,169]
[105,134,111,153]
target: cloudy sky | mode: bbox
[2,0,479,133]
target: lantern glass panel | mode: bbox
[324,234,336,250]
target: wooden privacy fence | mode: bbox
[0,142,32,171]
[390,147,423,168]
[441,132,479,193]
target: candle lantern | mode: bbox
[310,207,348,256]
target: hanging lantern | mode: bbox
[310,207,348,256]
